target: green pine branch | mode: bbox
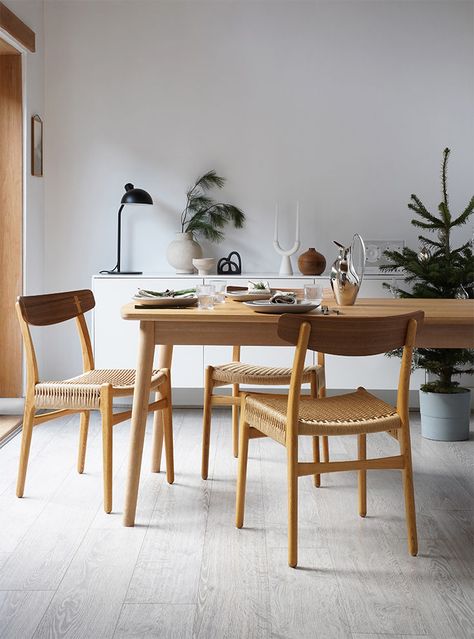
[452,195,474,227]
[192,170,225,192]
[179,170,245,240]
[417,235,444,249]
[408,194,440,225]
[441,147,449,207]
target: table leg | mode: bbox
[151,345,174,473]
[124,320,155,527]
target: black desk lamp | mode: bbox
[101,183,153,275]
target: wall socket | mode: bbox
[364,240,405,273]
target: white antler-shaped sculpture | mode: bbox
[273,202,300,275]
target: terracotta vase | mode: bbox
[297,248,326,275]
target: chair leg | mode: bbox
[399,423,418,556]
[201,367,214,480]
[322,436,329,462]
[358,433,367,517]
[288,442,299,568]
[313,371,330,481]
[151,400,164,473]
[318,382,330,467]
[235,413,250,529]
[232,383,240,458]
[100,386,113,514]
[16,403,36,498]
[77,411,90,474]
[309,371,321,487]
[162,379,174,484]
[312,436,321,487]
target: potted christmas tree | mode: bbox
[381,148,474,441]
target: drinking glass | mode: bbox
[197,284,215,310]
[209,280,226,303]
[303,285,323,304]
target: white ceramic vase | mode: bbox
[166,232,202,274]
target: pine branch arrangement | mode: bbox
[180,170,245,242]
[380,148,474,392]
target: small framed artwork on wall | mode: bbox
[31,114,43,177]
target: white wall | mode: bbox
[41,0,473,379]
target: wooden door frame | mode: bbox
[0,3,35,53]
[0,40,22,397]
[0,5,36,398]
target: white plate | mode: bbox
[133,296,198,308]
[243,300,319,314]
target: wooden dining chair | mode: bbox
[201,345,328,482]
[15,289,174,513]
[235,311,424,568]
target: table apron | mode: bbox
[151,321,289,346]
[415,324,474,349]
[148,320,474,348]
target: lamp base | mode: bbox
[100,270,143,275]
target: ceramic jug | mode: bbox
[330,234,366,305]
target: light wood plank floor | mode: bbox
[0,408,472,639]
[0,416,21,446]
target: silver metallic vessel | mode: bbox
[330,234,366,306]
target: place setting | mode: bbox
[243,283,323,314]
[132,280,228,310]
[133,288,198,308]
[224,280,274,302]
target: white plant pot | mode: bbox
[166,232,202,274]
[419,388,471,441]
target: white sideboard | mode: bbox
[92,273,425,406]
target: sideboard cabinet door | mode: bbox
[93,278,203,388]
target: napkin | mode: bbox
[135,288,196,299]
[269,291,297,304]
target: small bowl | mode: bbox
[192,257,217,275]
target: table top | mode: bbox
[121,296,474,349]
[122,296,473,324]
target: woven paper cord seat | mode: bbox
[245,387,401,445]
[35,369,166,410]
[212,362,323,386]
[201,349,327,481]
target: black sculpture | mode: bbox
[217,251,242,275]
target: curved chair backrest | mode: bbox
[17,289,95,326]
[16,290,96,390]
[277,312,424,356]
[279,311,425,443]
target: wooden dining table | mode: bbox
[121,296,474,526]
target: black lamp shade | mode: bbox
[121,183,153,205]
